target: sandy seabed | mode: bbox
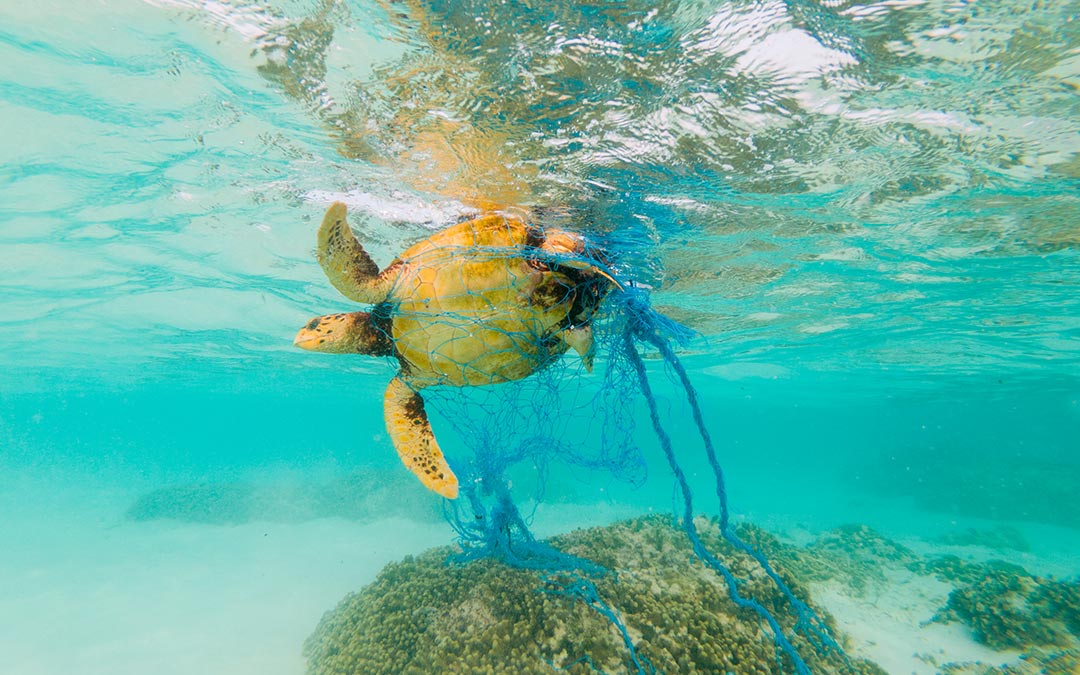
[1,470,1077,675]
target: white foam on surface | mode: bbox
[303,190,475,228]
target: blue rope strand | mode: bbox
[618,284,848,673]
[650,334,838,651]
[540,574,655,675]
[432,271,846,674]
[621,327,813,675]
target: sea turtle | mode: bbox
[294,202,616,499]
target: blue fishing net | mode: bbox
[255,2,850,671]
[402,231,843,675]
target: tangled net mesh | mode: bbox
[247,1,853,669]
[362,214,845,675]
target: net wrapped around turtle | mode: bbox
[294,202,856,675]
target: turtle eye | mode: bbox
[306,318,321,330]
[527,257,549,272]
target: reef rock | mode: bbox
[304,515,886,675]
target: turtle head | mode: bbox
[294,311,393,356]
[541,229,623,291]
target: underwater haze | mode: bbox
[1,1,1079,674]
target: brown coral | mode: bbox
[934,562,1080,652]
[304,515,886,675]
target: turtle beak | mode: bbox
[294,311,392,356]
[558,259,623,291]
[591,267,623,291]
[294,315,335,352]
[294,325,324,351]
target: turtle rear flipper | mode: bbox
[317,202,397,303]
[383,376,459,499]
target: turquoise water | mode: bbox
[2,1,1079,674]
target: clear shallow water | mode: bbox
[1,1,1079,674]
[3,0,1078,387]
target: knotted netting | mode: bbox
[353,210,848,675]
[227,0,864,670]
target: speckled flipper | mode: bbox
[317,202,396,304]
[383,376,459,499]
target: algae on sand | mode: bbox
[933,562,1080,652]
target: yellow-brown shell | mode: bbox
[386,213,586,386]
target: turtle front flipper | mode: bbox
[317,202,397,303]
[383,376,459,499]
